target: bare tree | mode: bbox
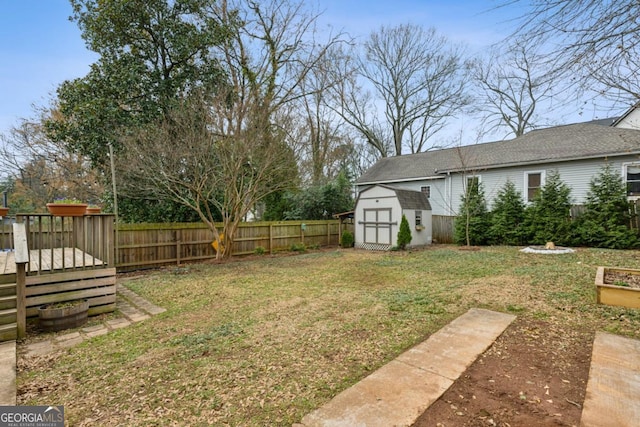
[511,1,640,104]
[326,44,393,158]
[288,51,360,184]
[0,112,103,210]
[119,0,344,258]
[346,24,470,156]
[119,95,293,259]
[473,40,555,138]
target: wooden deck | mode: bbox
[0,248,104,275]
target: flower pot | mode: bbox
[46,203,88,217]
[0,207,8,217]
[85,207,102,214]
[595,266,640,309]
[38,299,89,332]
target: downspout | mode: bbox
[447,171,452,215]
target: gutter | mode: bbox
[356,175,445,186]
[436,151,640,174]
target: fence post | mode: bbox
[176,229,182,266]
[326,222,329,246]
[13,223,28,339]
[269,224,273,255]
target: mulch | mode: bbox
[604,270,640,289]
[412,316,593,427]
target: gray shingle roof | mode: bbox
[357,123,640,184]
[393,187,432,210]
[363,184,431,210]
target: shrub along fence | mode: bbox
[434,199,640,246]
[116,220,352,271]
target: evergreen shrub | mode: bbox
[340,230,354,248]
[397,214,412,249]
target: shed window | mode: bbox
[420,186,431,198]
[525,171,545,202]
[415,210,422,226]
[626,164,640,197]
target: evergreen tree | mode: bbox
[524,170,572,245]
[283,171,354,220]
[489,180,526,245]
[454,179,490,246]
[397,214,412,249]
[574,164,638,249]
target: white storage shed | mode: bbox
[355,184,432,250]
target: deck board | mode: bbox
[0,248,104,274]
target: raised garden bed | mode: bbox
[595,266,640,309]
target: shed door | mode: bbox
[363,208,392,244]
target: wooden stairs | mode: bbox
[0,279,16,342]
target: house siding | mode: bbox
[617,108,640,130]
[357,154,640,216]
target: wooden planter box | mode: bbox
[39,300,89,332]
[595,266,640,309]
[46,203,88,217]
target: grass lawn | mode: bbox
[17,246,640,426]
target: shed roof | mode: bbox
[360,184,431,210]
[357,123,640,184]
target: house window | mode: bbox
[415,210,422,226]
[465,176,480,194]
[525,171,545,202]
[626,164,640,197]
[420,186,431,198]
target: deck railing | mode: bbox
[15,213,115,275]
[11,214,117,338]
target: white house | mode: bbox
[354,184,432,250]
[614,102,640,130]
[356,114,640,220]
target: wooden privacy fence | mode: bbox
[117,220,352,271]
[432,215,455,244]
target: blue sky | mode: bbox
[0,0,616,141]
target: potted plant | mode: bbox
[595,266,640,309]
[85,205,102,214]
[38,299,89,332]
[46,198,88,216]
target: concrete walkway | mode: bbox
[0,341,16,405]
[296,308,516,427]
[6,299,640,424]
[0,282,166,405]
[581,332,640,427]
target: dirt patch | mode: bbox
[604,270,640,289]
[413,317,593,427]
